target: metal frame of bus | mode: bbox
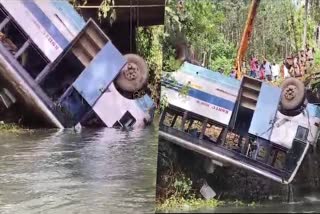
[159,91,311,185]
[0,2,154,129]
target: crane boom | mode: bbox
[235,0,261,79]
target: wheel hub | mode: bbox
[284,85,297,100]
[123,63,139,81]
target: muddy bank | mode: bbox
[156,140,320,204]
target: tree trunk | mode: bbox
[317,23,320,48]
[302,0,309,49]
[291,14,299,52]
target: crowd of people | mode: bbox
[230,56,291,82]
[230,45,315,81]
[247,56,287,81]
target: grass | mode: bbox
[0,122,32,133]
[156,197,259,213]
[156,196,223,213]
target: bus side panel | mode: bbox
[73,42,126,107]
[1,0,84,62]
[34,0,85,40]
[180,62,241,91]
[248,83,281,140]
[50,0,86,34]
[162,68,239,125]
[92,83,154,128]
[162,86,234,125]
[172,71,239,104]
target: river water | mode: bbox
[0,126,158,214]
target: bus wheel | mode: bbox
[280,77,305,111]
[115,54,149,93]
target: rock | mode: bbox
[74,123,82,132]
[200,181,216,200]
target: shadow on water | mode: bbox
[0,126,158,214]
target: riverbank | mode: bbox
[156,139,320,212]
[0,122,32,133]
[156,196,258,213]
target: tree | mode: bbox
[163,0,318,74]
[303,0,309,49]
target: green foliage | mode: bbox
[163,0,319,74]
[179,82,191,98]
[69,0,116,24]
[315,48,320,66]
[209,56,234,75]
[0,122,32,134]
[136,26,164,106]
[173,174,193,198]
[164,0,236,73]
[156,196,223,212]
[98,0,116,24]
[156,172,223,212]
[159,94,169,113]
[156,195,259,212]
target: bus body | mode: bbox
[0,0,155,129]
[160,62,320,184]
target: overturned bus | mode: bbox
[0,0,155,129]
[160,62,320,184]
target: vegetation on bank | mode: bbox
[156,196,223,212]
[0,122,30,133]
[136,26,164,107]
[155,166,259,212]
[156,197,258,213]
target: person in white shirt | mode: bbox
[283,61,290,78]
[271,62,280,81]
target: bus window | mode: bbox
[0,6,48,79]
[204,122,223,142]
[295,126,309,141]
[119,111,136,127]
[112,111,136,128]
[17,44,48,79]
[40,52,84,101]
[270,149,286,170]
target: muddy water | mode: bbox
[0,126,158,214]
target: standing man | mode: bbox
[264,58,272,81]
[249,56,258,78]
[271,62,280,81]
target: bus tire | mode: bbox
[115,54,148,92]
[280,77,305,111]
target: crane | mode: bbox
[235,0,261,80]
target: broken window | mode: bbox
[0,5,49,79]
[204,122,223,142]
[40,52,84,101]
